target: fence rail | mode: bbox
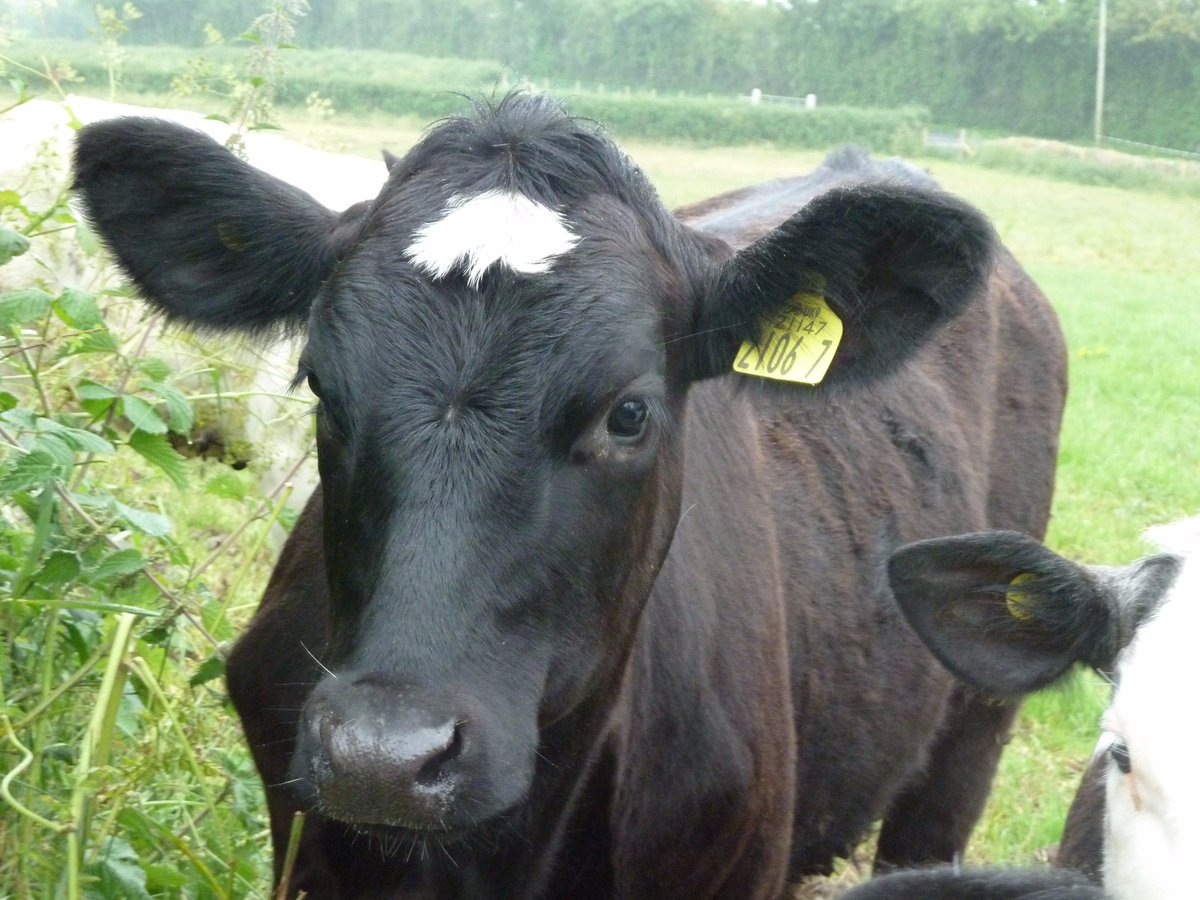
[923,128,973,155]
[1100,134,1200,161]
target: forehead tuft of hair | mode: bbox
[387,92,662,213]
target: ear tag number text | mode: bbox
[733,292,843,385]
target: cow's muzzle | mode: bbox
[291,676,526,831]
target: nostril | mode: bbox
[416,719,464,785]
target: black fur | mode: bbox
[694,182,997,385]
[842,866,1110,899]
[73,117,364,335]
[888,531,1183,693]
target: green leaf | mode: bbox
[63,329,119,355]
[80,396,117,420]
[134,356,171,382]
[1,407,37,429]
[144,382,194,433]
[32,432,75,467]
[189,654,225,687]
[0,449,60,491]
[277,503,299,532]
[113,501,172,538]
[88,548,145,585]
[116,683,146,738]
[143,862,188,891]
[34,418,114,455]
[53,288,103,328]
[0,190,22,208]
[113,811,187,889]
[140,624,172,646]
[83,837,152,900]
[60,428,113,454]
[34,550,81,587]
[0,391,16,412]
[78,381,118,418]
[204,470,248,500]
[0,226,30,266]
[78,381,119,402]
[127,431,188,488]
[0,288,52,329]
[120,394,167,435]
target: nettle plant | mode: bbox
[0,108,290,896]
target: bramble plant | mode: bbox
[91,3,142,101]
[0,107,286,896]
[0,16,315,895]
[170,0,332,158]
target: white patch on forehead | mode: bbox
[1100,517,1200,900]
[403,189,579,287]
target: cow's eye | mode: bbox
[607,398,649,440]
[1109,738,1132,775]
[306,372,323,399]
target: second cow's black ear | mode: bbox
[887,531,1111,695]
[888,531,1184,696]
[74,117,356,336]
[684,184,995,386]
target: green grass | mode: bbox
[969,141,1200,201]
[922,159,1200,862]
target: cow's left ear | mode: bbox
[683,184,995,385]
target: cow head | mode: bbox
[75,95,994,838]
[888,519,1200,900]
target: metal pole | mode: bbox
[1094,0,1107,146]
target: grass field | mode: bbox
[4,89,1199,895]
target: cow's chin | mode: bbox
[329,800,524,848]
[308,775,528,840]
[286,754,534,842]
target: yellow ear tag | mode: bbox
[1005,573,1039,622]
[733,292,843,385]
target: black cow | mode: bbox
[73,94,1067,898]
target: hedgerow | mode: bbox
[7,39,929,153]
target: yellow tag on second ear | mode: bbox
[1005,573,1039,621]
[733,292,843,385]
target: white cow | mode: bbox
[1,95,390,509]
[884,516,1200,900]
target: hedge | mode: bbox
[6,40,928,153]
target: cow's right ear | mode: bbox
[887,531,1182,696]
[74,118,357,335]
